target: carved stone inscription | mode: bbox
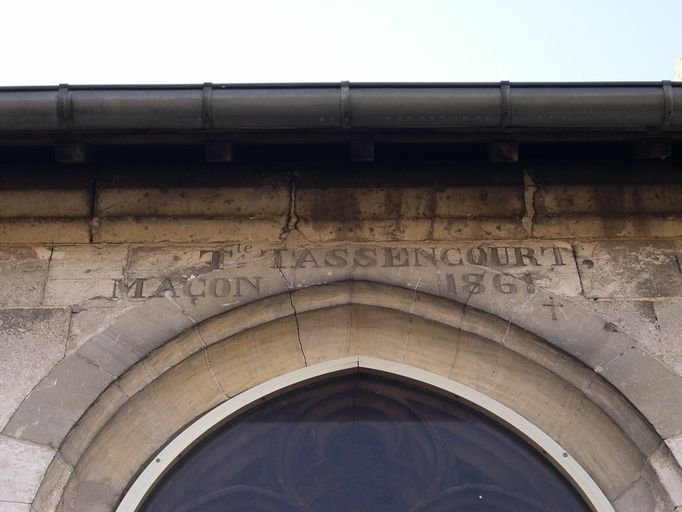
[111,243,579,302]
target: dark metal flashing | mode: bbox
[0,82,681,139]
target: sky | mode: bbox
[1,0,681,86]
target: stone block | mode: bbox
[0,190,89,218]
[0,435,55,504]
[536,184,682,217]
[76,298,193,376]
[648,444,682,508]
[297,306,352,365]
[666,434,682,472]
[93,217,284,243]
[434,186,524,218]
[600,346,682,439]
[0,502,31,512]
[65,305,134,354]
[0,247,51,307]
[584,299,659,351]
[126,245,217,279]
[654,301,682,375]
[207,317,306,397]
[0,220,89,244]
[295,187,434,220]
[297,219,433,242]
[3,355,114,448]
[43,245,129,306]
[58,384,128,468]
[96,187,288,218]
[537,215,682,239]
[612,473,658,512]
[575,241,682,299]
[0,308,70,430]
[30,454,72,512]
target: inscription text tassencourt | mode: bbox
[112,244,571,301]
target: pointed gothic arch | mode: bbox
[26,281,682,511]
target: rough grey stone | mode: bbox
[0,502,31,512]
[0,247,52,307]
[667,435,682,469]
[653,301,682,376]
[0,308,70,430]
[65,305,135,354]
[648,444,682,509]
[30,454,72,512]
[583,299,659,348]
[612,472,661,512]
[76,298,193,376]
[601,346,682,439]
[576,241,682,299]
[43,245,128,306]
[0,435,54,504]
[3,355,114,448]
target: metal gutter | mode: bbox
[0,81,680,133]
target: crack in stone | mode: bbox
[195,326,229,399]
[673,243,682,275]
[39,246,55,306]
[276,267,308,366]
[402,270,424,361]
[570,243,587,297]
[448,277,481,379]
[162,294,196,324]
[594,345,637,374]
[280,172,299,240]
[521,169,537,238]
[88,171,98,243]
[611,440,666,505]
[63,307,75,359]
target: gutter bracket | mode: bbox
[202,82,214,130]
[662,80,674,127]
[500,81,512,128]
[340,81,351,130]
[57,84,72,131]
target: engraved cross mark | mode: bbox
[542,296,563,321]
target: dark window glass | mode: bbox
[140,374,591,512]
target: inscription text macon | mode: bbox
[112,244,567,301]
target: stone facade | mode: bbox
[2,160,682,511]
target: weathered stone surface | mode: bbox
[666,434,682,474]
[584,299,659,350]
[612,473,658,512]
[295,186,434,220]
[0,247,51,307]
[43,245,129,306]
[3,355,114,448]
[0,308,70,430]
[30,454,72,512]
[653,301,682,375]
[65,305,135,354]
[0,502,30,512]
[0,220,89,244]
[208,317,306,397]
[93,218,285,243]
[0,435,54,504]
[59,384,129,468]
[534,215,682,240]
[575,241,682,299]
[600,347,682,438]
[648,444,682,508]
[96,187,289,218]
[0,190,89,218]
[75,298,193,376]
[536,184,682,217]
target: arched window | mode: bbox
[140,374,591,512]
